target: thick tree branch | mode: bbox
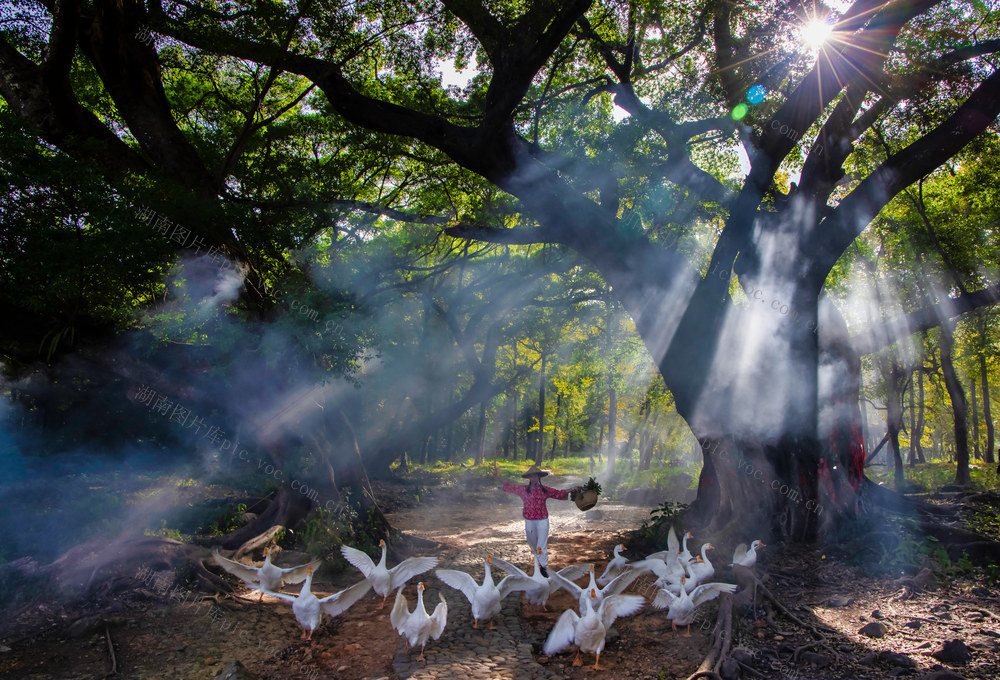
[0,35,149,179]
[811,68,1000,279]
[854,283,1000,355]
[76,1,216,195]
[445,223,560,245]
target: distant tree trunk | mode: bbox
[423,431,434,464]
[915,369,927,463]
[474,401,487,465]
[908,375,917,467]
[502,397,510,459]
[620,428,637,472]
[550,391,561,459]
[639,410,659,471]
[940,321,971,484]
[444,421,455,463]
[511,388,519,460]
[564,392,571,456]
[981,355,995,464]
[887,366,905,490]
[606,385,617,477]
[536,352,546,466]
[971,377,981,461]
[596,423,604,463]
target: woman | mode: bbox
[498,464,580,576]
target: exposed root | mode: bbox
[221,486,312,551]
[231,525,286,562]
[746,571,834,639]
[44,536,229,601]
[684,593,733,680]
[683,672,722,680]
[96,625,117,679]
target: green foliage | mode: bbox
[299,491,398,568]
[634,501,689,547]
[145,519,185,542]
[205,503,248,537]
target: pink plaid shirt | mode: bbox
[502,481,569,519]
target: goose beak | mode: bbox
[707,543,714,550]
[307,565,313,574]
[380,539,386,547]
[686,532,693,538]
[620,544,626,550]
[487,554,492,564]
[418,582,424,590]
[591,588,597,598]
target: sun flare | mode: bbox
[800,20,833,50]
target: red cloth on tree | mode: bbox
[501,481,569,519]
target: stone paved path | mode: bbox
[386,477,649,680]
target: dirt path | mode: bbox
[3,479,997,680]
[384,480,662,680]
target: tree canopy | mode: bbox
[3,0,1000,541]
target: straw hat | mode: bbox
[521,464,550,478]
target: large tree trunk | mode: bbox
[981,354,995,464]
[633,265,863,541]
[940,320,971,484]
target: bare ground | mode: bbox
[1,476,998,680]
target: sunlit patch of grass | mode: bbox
[403,456,591,483]
[144,519,186,542]
[867,459,998,492]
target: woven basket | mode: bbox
[573,489,599,511]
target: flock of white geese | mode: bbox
[211,530,765,668]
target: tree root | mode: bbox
[684,593,733,680]
[231,524,286,562]
[862,479,955,519]
[745,571,835,639]
[96,625,118,680]
[44,536,228,601]
[221,486,312,551]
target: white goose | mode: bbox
[653,575,737,636]
[631,551,683,583]
[341,539,438,606]
[730,540,765,568]
[689,543,716,583]
[645,527,688,563]
[435,554,532,629]
[265,565,371,640]
[491,549,591,609]
[212,548,320,601]
[390,582,448,661]
[678,531,695,565]
[596,544,631,586]
[655,557,699,595]
[549,563,640,614]
[543,588,645,670]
